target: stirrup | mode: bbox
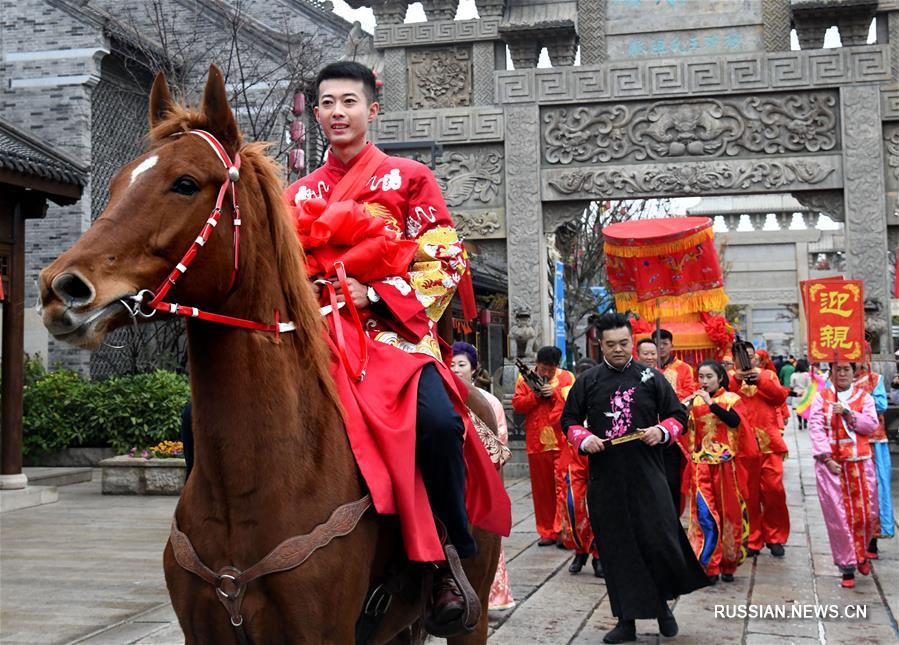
[424,544,481,637]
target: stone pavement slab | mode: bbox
[1,418,896,644]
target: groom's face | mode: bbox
[314,78,379,149]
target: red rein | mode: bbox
[142,129,295,337]
[137,129,369,381]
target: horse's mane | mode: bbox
[148,105,341,412]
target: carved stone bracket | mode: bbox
[408,47,472,109]
[541,92,839,165]
[543,201,589,233]
[420,0,459,21]
[543,156,841,200]
[791,189,845,222]
[475,0,506,18]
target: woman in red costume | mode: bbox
[681,360,749,583]
[729,343,790,558]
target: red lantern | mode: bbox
[289,120,305,143]
[478,309,491,326]
[289,148,305,172]
[292,92,305,117]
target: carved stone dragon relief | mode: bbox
[542,92,838,164]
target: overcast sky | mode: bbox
[329,1,858,52]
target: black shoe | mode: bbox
[721,573,735,582]
[868,538,878,555]
[707,574,719,584]
[746,548,761,557]
[767,543,785,557]
[658,604,678,638]
[556,540,569,550]
[603,620,636,644]
[537,537,556,547]
[428,570,465,629]
[569,553,588,574]
[592,557,604,578]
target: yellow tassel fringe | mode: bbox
[614,287,729,320]
[604,226,713,258]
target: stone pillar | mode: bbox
[890,12,899,81]
[504,104,550,346]
[381,48,407,112]
[841,84,893,359]
[762,0,792,52]
[577,0,606,65]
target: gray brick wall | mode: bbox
[2,0,349,373]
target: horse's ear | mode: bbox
[200,65,240,152]
[149,73,175,129]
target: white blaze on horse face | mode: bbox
[129,154,159,187]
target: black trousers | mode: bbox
[179,364,476,559]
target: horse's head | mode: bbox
[40,66,260,348]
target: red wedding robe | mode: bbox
[285,144,511,562]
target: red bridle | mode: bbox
[127,129,295,336]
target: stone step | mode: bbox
[23,467,93,488]
[0,486,58,513]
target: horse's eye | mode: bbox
[171,176,200,196]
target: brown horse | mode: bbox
[39,66,500,644]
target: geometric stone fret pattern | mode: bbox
[373,107,504,143]
[497,45,890,104]
[374,18,501,48]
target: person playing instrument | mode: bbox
[653,328,695,513]
[512,345,575,546]
[449,342,515,613]
[808,362,879,588]
[729,342,790,558]
[561,314,708,644]
[680,361,748,584]
[635,338,658,369]
[285,62,510,636]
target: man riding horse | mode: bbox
[285,61,510,637]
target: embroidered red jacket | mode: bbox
[730,368,789,454]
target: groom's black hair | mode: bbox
[315,61,377,104]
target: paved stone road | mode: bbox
[1,418,897,644]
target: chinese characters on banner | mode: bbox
[800,278,865,362]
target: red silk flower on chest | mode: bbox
[294,197,418,284]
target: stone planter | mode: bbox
[99,456,185,495]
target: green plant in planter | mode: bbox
[23,369,190,457]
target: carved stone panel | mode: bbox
[541,91,839,165]
[408,47,472,109]
[884,124,899,220]
[791,189,845,222]
[542,155,842,200]
[453,209,506,239]
[841,84,891,358]
[381,48,407,112]
[434,148,504,208]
